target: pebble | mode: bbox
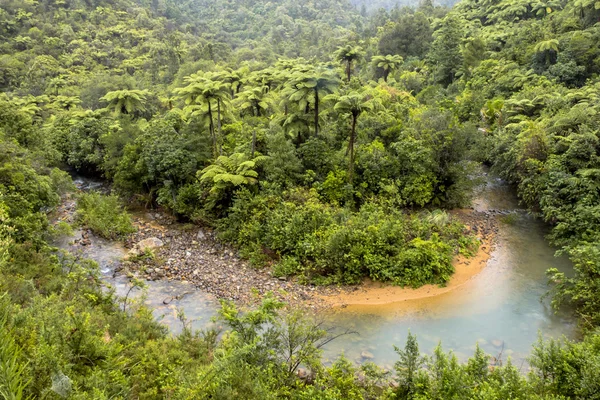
[116,206,497,310]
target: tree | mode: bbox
[46,75,69,96]
[534,38,559,66]
[198,152,267,212]
[461,37,487,77]
[334,44,365,82]
[532,0,562,17]
[427,13,464,85]
[175,73,230,157]
[288,66,339,137]
[235,86,272,117]
[378,12,433,59]
[215,68,245,98]
[53,95,81,111]
[572,0,600,21]
[99,89,148,117]
[372,54,404,82]
[394,331,423,399]
[331,90,377,183]
[480,98,505,129]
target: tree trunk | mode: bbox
[208,101,216,157]
[346,61,352,82]
[348,113,357,183]
[314,88,319,136]
[383,68,390,82]
[217,99,222,155]
[251,130,256,157]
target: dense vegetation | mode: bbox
[1,0,600,397]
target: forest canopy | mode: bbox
[1,0,600,397]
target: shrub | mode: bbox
[219,189,475,286]
[75,192,136,239]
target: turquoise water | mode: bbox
[319,177,577,367]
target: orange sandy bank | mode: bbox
[319,235,495,308]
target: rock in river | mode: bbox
[361,351,374,360]
[127,237,164,257]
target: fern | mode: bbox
[0,299,31,400]
[199,153,269,212]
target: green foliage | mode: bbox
[100,89,149,117]
[394,331,423,398]
[219,189,471,285]
[2,119,600,398]
[2,0,600,397]
[377,12,433,60]
[372,54,404,82]
[334,44,365,82]
[75,192,135,240]
[199,153,268,214]
[427,13,464,85]
[0,303,31,400]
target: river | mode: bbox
[319,175,577,368]
[56,174,577,369]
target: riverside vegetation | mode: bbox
[1,0,600,397]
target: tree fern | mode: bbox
[199,153,268,211]
[99,89,148,116]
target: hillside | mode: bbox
[1,0,600,397]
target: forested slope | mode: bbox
[1,0,600,397]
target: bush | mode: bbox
[75,192,136,239]
[219,189,475,286]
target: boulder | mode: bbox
[360,351,374,360]
[127,237,164,257]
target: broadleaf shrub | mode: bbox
[219,189,476,286]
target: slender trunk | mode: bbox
[383,69,389,82]
[346,61,351,82]
[217,99,222,155]
[207,101,216,157]
[284,104,288,116]
[251,130,256,157]
[348,113,357,183]
[314,88,319,136]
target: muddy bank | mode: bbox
[120,208,496,310]
[318,208,497,308]
[321,236,494,308]
[122,212,335,309]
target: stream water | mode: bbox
[57,175,577,369]
[319,176,577,368]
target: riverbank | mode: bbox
[320,236,494,308]
[118,207,497,310]
[50,176,576,370]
